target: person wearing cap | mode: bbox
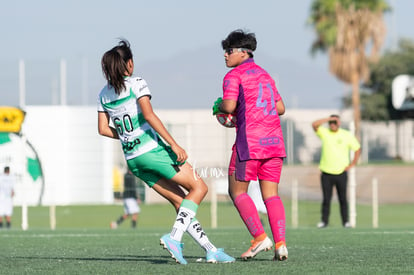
[312,115,361,228]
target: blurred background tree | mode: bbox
[308,0,390,138]
[344,39,414,121]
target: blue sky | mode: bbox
[1,0,413,109]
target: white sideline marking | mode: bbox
[353,231,414,235]
[0,230,237,239]
[0,233,161,238]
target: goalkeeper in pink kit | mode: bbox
[213,29,288,261]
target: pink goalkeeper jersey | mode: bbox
[223,58,286,161]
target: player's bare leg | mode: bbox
[154,164,234,263]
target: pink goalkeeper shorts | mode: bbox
[228,146,283,183]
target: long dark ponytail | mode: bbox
[101,39,133,94]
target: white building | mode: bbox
[2,106,413,206]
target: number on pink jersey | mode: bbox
[256,83,277,116]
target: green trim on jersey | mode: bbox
[100,89,134,109]
[100,89,147,126]
[101,88,147,125]
[121,127,158,155]
[100,85,158,159]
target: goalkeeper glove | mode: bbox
[212,97,223,115]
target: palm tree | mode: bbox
[308,0,390,139]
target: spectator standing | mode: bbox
[0,166,15,229]
[111,170,141,229]
[312,115,361,228]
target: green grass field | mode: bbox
[1,201,413,274]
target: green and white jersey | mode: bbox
[97,76,159,160]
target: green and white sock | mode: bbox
[170,199,198,242]
[187,218,217,252]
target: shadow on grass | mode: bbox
[12,254,172,264]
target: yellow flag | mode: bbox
[0,106,26,133]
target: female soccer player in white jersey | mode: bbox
[97,39,234,265]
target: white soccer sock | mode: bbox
[187,219,217,252]
[170,200,197,242]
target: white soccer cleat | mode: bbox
[241,236,273,260]
[274,242,288,261]
[110,221,118,229]
[317,221,327,228]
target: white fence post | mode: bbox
[50,205,56,230]
[372,178,379,228]
[19,59,26,108]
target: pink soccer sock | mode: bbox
[234,193,265,238]
[264,196,286,244]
